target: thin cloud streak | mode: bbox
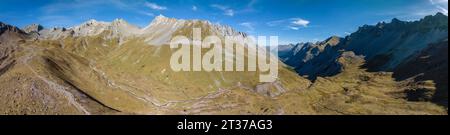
[145,2,168,10]
[429,0,448,15]
[267,18,310,30]
[211,4,234,16]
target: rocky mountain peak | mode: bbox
[152,15,181,25]
[23,24,44,33]
[84,19,105,26]
[142,15,185,32]
[420,12,448,28]
[425,12,448,20]
[0,22,25,34]
[111,18,139,29]
[112,18,128,25]
[322,36,342,46]
[140,15,247,46]
[391,18,402,24]
[0,22,8,32]
[154,14,168,20]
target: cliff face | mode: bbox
[394,39,448,107]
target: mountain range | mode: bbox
[0,14,447,115]
[279,13,448,108]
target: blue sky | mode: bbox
[0,0,448,44]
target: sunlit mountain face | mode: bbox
[0,0,448,115]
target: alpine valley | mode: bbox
[0,13,448,115]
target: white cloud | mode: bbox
[267,18,310,30]
[430,0,448,4]
[192,5,198,11]
[211,4,234,16]
[239,22,254,30]
[210,1,257,17]
[430,0,448,15]
[145,2,167,10]
[140,12,155,16]
[248,0,258,7]
[288,26,300,30]
[291,18,310,27]
[224,9,235,16]
[242,0,258,13]
[239,22,256,33]
[437,6,449,14]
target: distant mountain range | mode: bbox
[0,14,447,115]
[0,15,310,114]
[279,13,448,108]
